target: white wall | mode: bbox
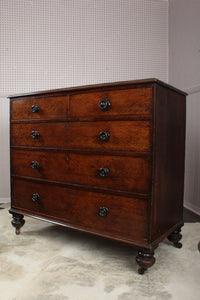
[169,0,200,90]
[0,97,10,203]
[0,0,168,95]
[183,92,200,215]
[169,0,200,215]
[0,0,168,202]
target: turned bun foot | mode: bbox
[167,226,183,248]
[136,250,155,275]
[138,267,146,275]
[15,228,21,235]
[174,242,182,248]
[9,210,25,235]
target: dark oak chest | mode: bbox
[9,79,186,274]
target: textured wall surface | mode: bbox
[0,97,9,201]
[0,0,168,200]
[169,0,200,215]
[184,92,200,214]
[0,0,168,94]
[169,0,200,91]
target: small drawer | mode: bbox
[12,178,148,241]
[11,96,68,121]
[11,150,151,194]
[69,88,152,119]
[11,120,152,152]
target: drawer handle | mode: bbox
[99,167,110,177]
[99,131,110,141]
[32,193,40,202]
[98,206,109,217]
[31,105,39,113]
[31,161,39,169]
[31,130,40,139]
[99,96,111,111]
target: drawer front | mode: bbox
[69,88,152,118]
[11,150,151,194]
[11,121,151,152]
[11,96,68,120]
[12,178,148,241]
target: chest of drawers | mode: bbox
[9,79,187,274]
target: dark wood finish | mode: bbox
[12,178,148,242]
[9,211,25,235]
[11,149,151,194]
[167,226,183,248]
[136,250,155,274]
[11,95,68,121]
[9,78,187,98]
[150,85,186,241]
[69,88,152,118]
[9,79,186,274]
[11,121,152,152]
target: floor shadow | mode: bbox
[22,223,138,269]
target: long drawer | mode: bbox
[11,149,151,194]
[69,88,152,118]
[11,121,152,152]
[12,178,148,241]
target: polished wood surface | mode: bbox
[12,178,148,241]
[11,120,152,152]
[9,79,186,274]
[11,149,151,194]
[11,95,68,121]
[151,85,186,241]
[9,78,187,98]
[69,88,152,118]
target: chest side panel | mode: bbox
[151,84,186,242]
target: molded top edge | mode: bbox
[8,78,187,98]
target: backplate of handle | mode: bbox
[32,193,40,202]
[99,96,111,111]
[31,131,40,139]
[31,104,40,113]
[31,161,39,169]
[99,167,110,177]
[99,131,110,141]
[98,206,109,217]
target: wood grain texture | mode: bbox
[12,178,148,242]
[150,84,186,241]
[11,121,152,152]
[9,79,186,273]
[69,88,152,118]
[9,78,187,99]
[11,95,68,120]
[11,149,151,194]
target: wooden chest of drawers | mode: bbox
[9,79,187,274]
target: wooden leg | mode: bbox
[9,211,25,235]
[136,250,156,274]
[167,226,183,248]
